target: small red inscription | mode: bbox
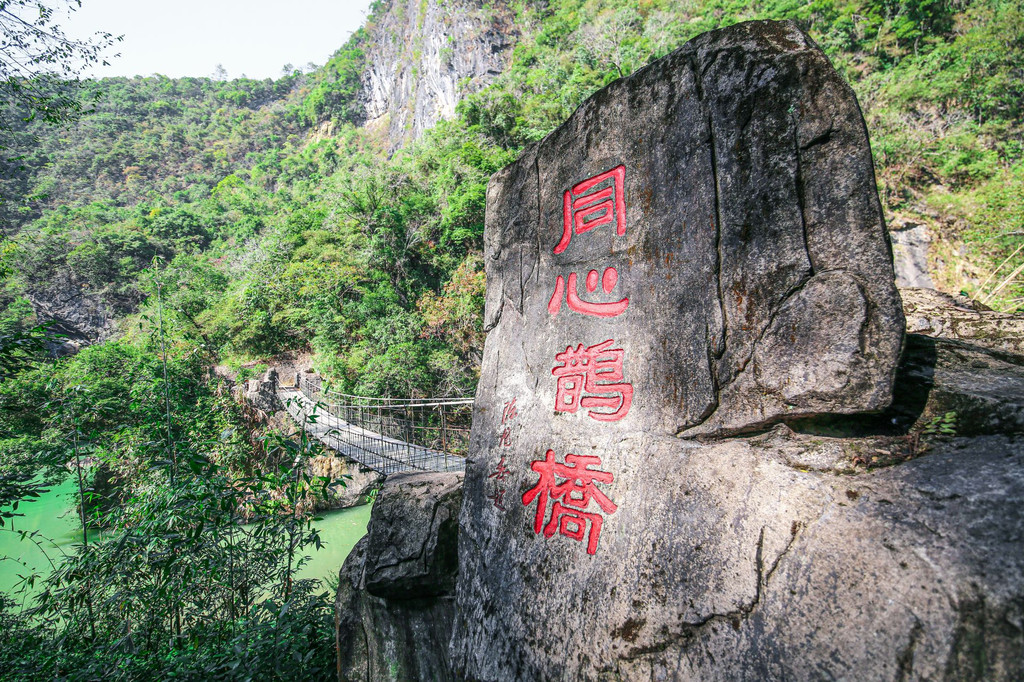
[551,339,633,421]
[554,166,626,254]
[547,267,629,318]
[498,397,518,447]
[488,456,511,510]
[489,396,519,511]
[521,449,617,555]
[501,398,518,425]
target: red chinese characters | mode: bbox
[489,397,519,511]
[554,166,626,255]
[498,398,517,446]
[521,449,617,555]
[548,266,629,318]
[551,339,633,421]
[487,456,511,510]
[501,398,518,425]
[517,165,633,549]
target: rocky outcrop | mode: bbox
[778,310,1024,445]
[891,333,1024,437]
[901,286,1024,356]
[359,0,517,146]
[26,271,120,349]
[242,370,281,416]
[889,216,935,288]
[446,18,1022,682]
[335,472,462,682]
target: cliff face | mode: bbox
[26,270,122,351]
[358,0,517,146]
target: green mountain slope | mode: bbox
[2,0,1021,398]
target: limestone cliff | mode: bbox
[358,0,517,146]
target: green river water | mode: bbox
[0,478,373,600]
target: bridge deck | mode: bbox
[277,388,466,475]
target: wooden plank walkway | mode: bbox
[277,388,466,475]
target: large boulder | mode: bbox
[479,19,903,442]
[447,18,1022,682]
[336,472,462,682]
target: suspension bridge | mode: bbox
[276,375,473,475]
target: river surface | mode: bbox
[0,478,83,597]
[0,478,372,599]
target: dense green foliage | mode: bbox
[462,0,1023,307]
[0,307,339,679]
[0,0,1020,677]
[0,0,120,136]
[3,0,1020,393]
[3,0,1019,388]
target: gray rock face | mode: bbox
[901,287,1024,356]
[362,472,462,599]
[329,336,1024,682]
[242,370,281,416]
[359,0,517,146]
[584,434,1024,682]
[336,472,462,682]
[480,20,903,443]
[450,435,1024,682]
[893,333,1024,437]
[27,270,119,347]
[441,19,1021,682]
[890,218,935,288]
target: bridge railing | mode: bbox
[296,375,475,458]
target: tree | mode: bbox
[0,0,120,134]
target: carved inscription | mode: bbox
[487,457,511,511]
[517,166,634,553]
[522,450,617,555]
[547,267,629,318]
[552,339,633,422]
[488,397,519,511]
[554,166,626,254]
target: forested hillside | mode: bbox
[0,0,1021,677]
[4,0,1022,391]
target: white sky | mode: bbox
[62,0,375,80]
